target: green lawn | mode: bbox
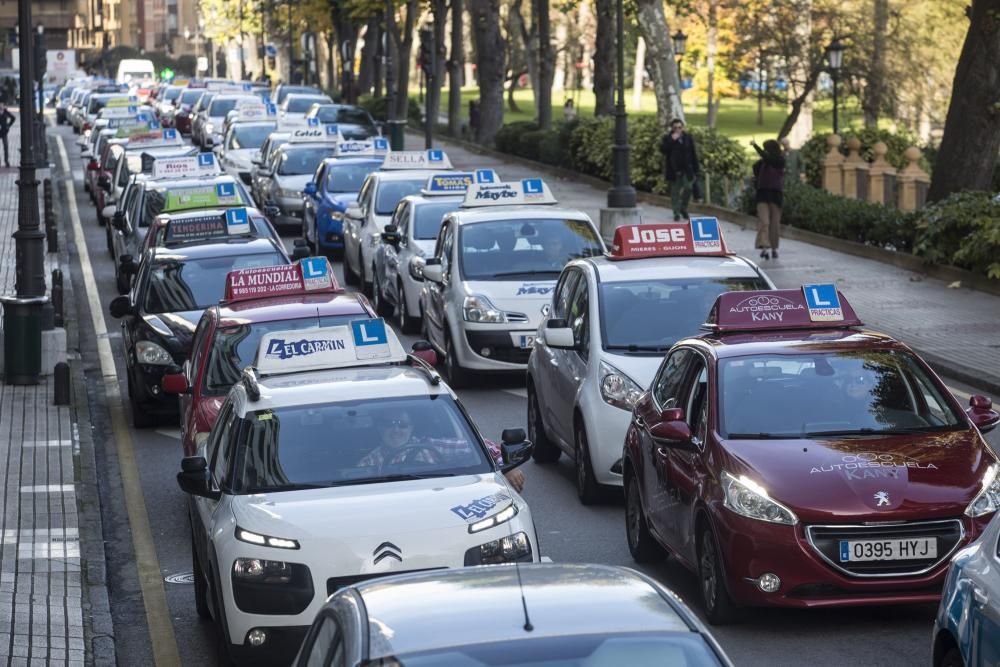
[419,87,862,150]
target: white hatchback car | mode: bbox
[526,220,775,503]
[177,318,539,664]
[420,178,604,388]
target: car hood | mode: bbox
[275,174,313,192]
[721,430,994,523]
[327,192,359,209]
[232,474,516,538]
[465,279,556,325]
[142,310,201,350]
[225,148,256,167]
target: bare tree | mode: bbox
[635,0,683,125]
[448,0,464,136]
[469,0,506,143]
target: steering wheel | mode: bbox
[385,445,442,468]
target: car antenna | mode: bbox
[515,558,533,632]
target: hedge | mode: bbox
[912,192,1000,279]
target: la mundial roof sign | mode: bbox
[224,257,339,303]
[461,178,557,207]
[288,123,342,143]
[607,218,730,259]
[422,169,499,195]
[381,149,453,170]
[150,153,221,179]
[705,285,863,332]
[254,318,405,375]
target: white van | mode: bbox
[116,59,155,84]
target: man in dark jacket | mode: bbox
[0,105,15,167]
[659,118,699,221]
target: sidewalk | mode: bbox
[0,113,103,665]
[409,133,1000,395]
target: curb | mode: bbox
[50,133,117,667]
[420,131,1000,396]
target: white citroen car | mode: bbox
[178,318,538,664]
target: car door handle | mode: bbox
[655,446,668,462]
[973,587,989,606]
[634,415,645,428]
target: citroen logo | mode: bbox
[874,491,890,507]
[373,541,402,565]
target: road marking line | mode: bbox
[19,484,75,493]
[23,439,73,447]
[502,388,528,398]
[57,135,181,667]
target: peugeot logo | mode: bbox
[874,491,890,507]
[373,541,402,565]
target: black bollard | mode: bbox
[53,361,70,406]
[44,179,57,253]
[51,269,63,328]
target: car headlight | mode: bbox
[235,526,300,549]
[965,463,1000,517]
[467,502,519,534]
[409,256,426,281]
[599,361,643,411]
[232,558,293,584]
[463,295,506,323]
[204,122,214,134]
[279,188,299,198]
[135,340,173,365]
[722,471,798,525]
[464,531,532,565]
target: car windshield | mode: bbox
[718,350,966,439]
[89,96,123,113]
[314,106,373,126]
[325,163,378,193]
[286,96,332,113]
[236,395,493,492]
[375,179,426,215]
[143,183,251,225]
[203,314,363,394]
[460,219,603,280]
[601,277,769,352]
[180,90,203,105]
[163,88,181,102]
[228,124,275,150]
[414,201,462,240]
[279,147,338,175]
[143,253,286,314]
[194,93,215,111]
[208,98,253,117]
[373,632,722,667]
[277,86,320,104]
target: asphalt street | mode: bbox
[52,122,1000,667]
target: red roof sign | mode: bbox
[608,218,731,260]
[706,285,862,332]
[223,258,341,303]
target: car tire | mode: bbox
[127,371,156,429]
[527,384,561,463]
[361,255,373,297]
[343,251,360,286]
[575,424,603,505]
[105,223,114,255]
[372,276,391,317]
[444,333,470,389]
[625,471,666,563]
[115,266,130,295]
[397,279,419,334]
[698,523,738,625]
[192,532,211,619]
[939,648,964,667]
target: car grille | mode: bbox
[327,568,445,595]
[805,519,964,578]
[506,312,529,323]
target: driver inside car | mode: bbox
[357,408,525,492]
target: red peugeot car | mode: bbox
[162,257,377,455]
[624,285,1000,623]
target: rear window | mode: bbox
[374,179,425,215]
[286,96,332,113]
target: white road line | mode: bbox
[23,439,73,447]
[20,484,75,493]
[502,388,528,399]
[56,135,181,666]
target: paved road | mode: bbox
[53,123,1000,667]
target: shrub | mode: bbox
[568,117,614,181]
[494,121,538,154]
[538,120,575,168]
[517,129,549,161]
[799,127,929,188]
[358,95,421,124]
[912,191,1000,278]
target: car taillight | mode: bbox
[83,121,91,131]
[87,159,99,171]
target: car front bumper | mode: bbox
[453,322,537,372]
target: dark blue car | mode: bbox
[302,156,384,256]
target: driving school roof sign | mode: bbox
[705,285,862,332]
[461,178,558,207]
[151,153,222,179]
[223,257,339,302]
[607,218,730,260]
[125,128,184,148]
[255,319,405,375]
[334,137,390,156]
[423,169,500,194]
[381,149,453,170]
[162,182,244,212]
[288,124,342,143]
[100,106,141,119]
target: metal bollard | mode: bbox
[44,179,57,253]
[51,269,64,328]
[53,362,70,406]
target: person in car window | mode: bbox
[358,409,525,491]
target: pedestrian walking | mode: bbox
[751,139,786,260]
[659,118,699,221]
[0,104,15,167]
[563,98,577,122]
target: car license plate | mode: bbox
[838,538,937,562]
[512,333,535,349]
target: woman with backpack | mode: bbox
[751,139,786,259]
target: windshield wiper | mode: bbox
[344,473,459,486]
[805,426,958,437]
[488,270,560,278]
[725,433,802,440]
[606,344,672,353]
[251,483,328,492]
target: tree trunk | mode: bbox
[448,0,464,136]
[326,32,336,94]
[785,0,813,147]
[777,66,821,139]
[705,0,718,128]
[427,0,448,133]
[928,0,1000,202]
[592,0,614,116]
[469,0,506,144]
[863,0,889,127]
[510,0,538,118]
[508,70,522,112]
[392,0,420,120]
[357,18,378,97]
[535,0,553,128]
[374,15,383,98]
[631,37,645,111]
[635,0,682,126]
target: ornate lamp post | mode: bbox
[672,30,687,103]
[606,0,635,209]
[826,38,845,135]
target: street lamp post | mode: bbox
[239,0,247,81]
[826,38,845,135]
[606,0,635,209]
[35,25,47,164]
[671,30,687,104]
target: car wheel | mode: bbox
[343,250,359,286]
[698,523,738,625]
[115,265,130,295]
[372,275,391,316]
[575,424,603,505]
[397,279,419,334]
[361,254,373,297]
[192,531,211,619]
[127,371,155,429]
[444,334,470,389]
[625,471,666,563]
[939,648,964,667]
[527,384,561,463]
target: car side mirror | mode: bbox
[290,238,311,261]
[98,174,111,191]
[251,157,262,166]
[381,224,401,246]
[345,205,362,219]
[500,428,533,472]
[967,395,1000,434]
[212,144,222,155]
[162,372,190,395]
[176,456,220,500]
[650,407,695,448]
[112,211,126,231]
[108,295,133,318]
[544,318,575,349]
[304,182,317,197]
[102,205,118,221]
[422,261,443,283]
[411,340,438,366]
